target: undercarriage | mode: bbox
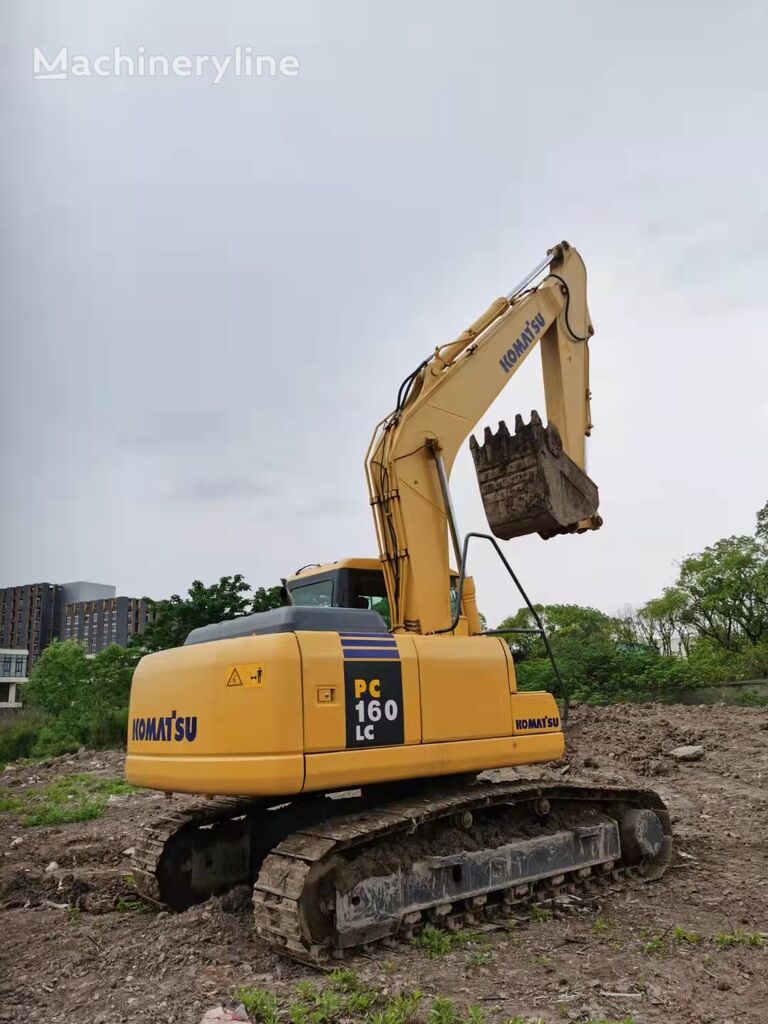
[132,776,672,965]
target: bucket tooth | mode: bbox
[470,411,601,540]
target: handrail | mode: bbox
[432,531,571,725]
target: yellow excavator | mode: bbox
[126,242,671,963]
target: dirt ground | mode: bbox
[1,703,766,1024]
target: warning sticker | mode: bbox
[227,665,265,688]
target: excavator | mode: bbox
[126,242,671,964]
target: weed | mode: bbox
[714,930,765,950]
[370,992,424,1024]
[429,997,459,1024]
[315,990,344,1021]
[643,935,665,955]
[529,904,552,923]
[581,1018,635,1024]
[289,973,377,1024]
[115,896,154,914]
[0,793,23,813]
[531,953,551,968]
[294,981,318,1002]
[1,772,140,828]
[23,799,104,827]
[348,991,378,1014]
[592,916,613,936]
[235,988,281,1024]
[467,949,492,969]
[267,985,483,1024]
[327,968,362,993]
[382,960,397,976]
[671,926,701,945]
[413,926,480,957]
[66,906,81,925]
[288,1007,308,1024]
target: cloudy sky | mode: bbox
[1,1,766,628]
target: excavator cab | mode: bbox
[286,560,389,620]
[286,560,480,635]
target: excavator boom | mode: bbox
[367,241,600,634]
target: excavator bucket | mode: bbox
[470,411,601,540]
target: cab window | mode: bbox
[450,576,460,620]
[349,571,391,628]
[290,580,334,607]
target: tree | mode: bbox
[620,588,691,656]
[757,501,768,542]
[498,603,616,660]
[674,535,768,649]
[23,641,140,753]
[251,585,288,614]
[134,575,286,653]
[24,640,90,718]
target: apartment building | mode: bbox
[0,648,28,709]
[62,595,154,654]
[0,581,152,666]
[0,582,62,669]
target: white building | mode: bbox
[0,648,28,709]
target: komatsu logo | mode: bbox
[131,711,198,742]
[515,716,560,730]
[499,312,546,373]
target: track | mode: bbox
[252,779,672,965]
[132,797,254,908]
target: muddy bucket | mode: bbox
[470,411,601,540]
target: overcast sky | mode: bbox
[1,1,767,628]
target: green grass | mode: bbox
[592,916,614,937]
[643,934,665,955]
[412,926,486,958]
[115,896,155,914]
[428,998,460,1024]
[643,925,763,955]
[0,772,139,827]
[466,949,492,969]
[529,904,553,923]
[671,926,701,945]
[582,1019,635,1024]
[367,991,423,1024]
[714,929,765,950]
[234,978,486,1024]
[235,988,281,1024]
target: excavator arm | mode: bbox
[366,241,600,635]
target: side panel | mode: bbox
[304,733,564,792]
[412,635,513,742]
[125,633,304,796]
[299,632,421,753]
[510,691,562,734]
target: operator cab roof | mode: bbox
[184,605,388,646]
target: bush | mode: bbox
[87,707,129,749]
[0,711,51,765]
